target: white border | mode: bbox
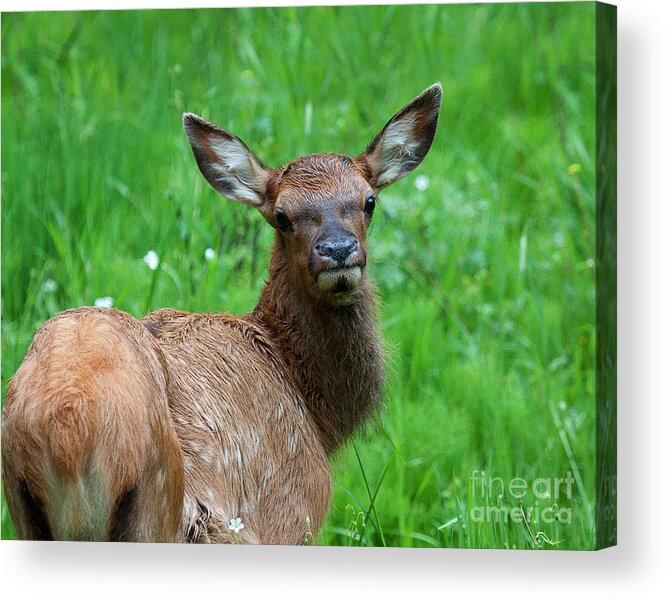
[2,0,665,597]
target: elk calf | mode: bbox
[2,83,442,543]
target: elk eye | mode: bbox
[274,209,292,232]
[364,196,376,217]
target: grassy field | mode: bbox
[1,3,598,548]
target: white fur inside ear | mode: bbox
[374,114,420,186]
[209,138,265,207]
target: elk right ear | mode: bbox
[360,83,442,190]
[183,113,271,215]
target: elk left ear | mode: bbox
[360,83,442,189]
[183,113,272,217]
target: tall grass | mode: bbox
[1,3,597,548]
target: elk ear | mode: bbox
[360,83,442,189]
[183,113,271,215]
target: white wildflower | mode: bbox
[586,258,595,268]
[204,247,216,262]
[94,296,114,308]
[414,174,430,192]
[228,517,245,534]
[42,279,57,293]
[144,249,159,270]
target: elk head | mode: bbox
[183,83,442,306]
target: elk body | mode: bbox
[2,84,442,543]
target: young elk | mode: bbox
[2,84,442,543]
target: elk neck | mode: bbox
[252,234,386,455]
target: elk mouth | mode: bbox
[315,266,363,294]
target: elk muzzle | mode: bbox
[311,232,366,296]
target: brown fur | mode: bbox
[2,309,184,541]
[1,84,441,543]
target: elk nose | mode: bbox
[315,238,358,265]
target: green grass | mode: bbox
[1,3,598,549]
